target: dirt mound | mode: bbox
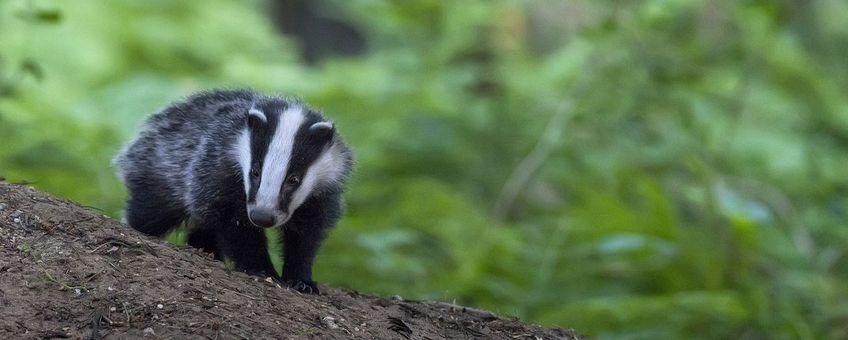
[0,182,579,339]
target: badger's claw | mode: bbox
[286,279,320,294]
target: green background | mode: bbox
[2,0,848,339]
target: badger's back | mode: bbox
[114,89,258,207]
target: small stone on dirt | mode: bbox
[321,316,339,330]
[143,327,156,337]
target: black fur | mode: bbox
[115,89,352,293]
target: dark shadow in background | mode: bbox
[269,0,368,64]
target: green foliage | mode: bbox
[2,0,848,338]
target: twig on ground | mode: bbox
[35,260,86,292]
[431,301,499,321]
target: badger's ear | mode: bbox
[309,121,335,142]
[248,108,267,128]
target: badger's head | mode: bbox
[233,101,348,228]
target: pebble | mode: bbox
[143,327,156,337]
[321,316,339,330]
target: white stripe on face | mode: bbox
[234,128,252,194]
[254,106,305,213]
[287,142,346,215]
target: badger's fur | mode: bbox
[114,89,352,293]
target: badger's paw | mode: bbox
[285,279,320,294]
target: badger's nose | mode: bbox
[249,209,276,228]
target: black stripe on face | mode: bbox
[276,110,334,212]
[246,102,285,203]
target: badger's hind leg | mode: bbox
[123,180,186,236]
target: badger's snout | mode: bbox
[248,209,277,228]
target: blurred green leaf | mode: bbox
[15,8,61,23]
[19,59,43,81]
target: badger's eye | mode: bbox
[250,168,260,178]
[287,175,301,186]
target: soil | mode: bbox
[0,181,579,339]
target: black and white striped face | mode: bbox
[233,102,346,228]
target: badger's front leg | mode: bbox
[279,194,340,294]
[191,211,277,278]
[281,226,328,294]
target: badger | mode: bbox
[114,89,353,294]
